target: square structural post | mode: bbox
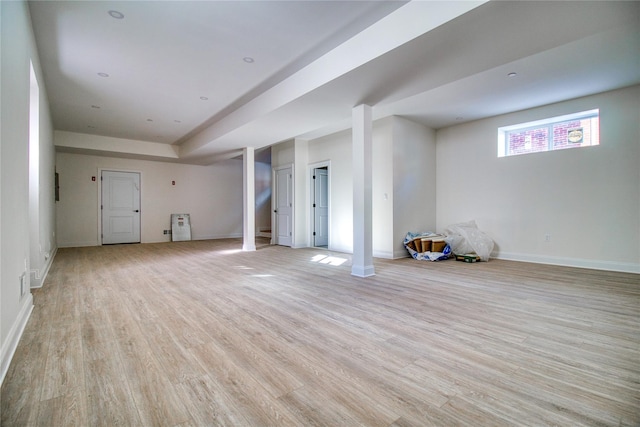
[243,147,256,251]
[352,104,375,277]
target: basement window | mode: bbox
[498,109,599,157]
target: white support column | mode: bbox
[352,104,375,277]
[242,147,256,251]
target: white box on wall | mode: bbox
[171,214,192,241]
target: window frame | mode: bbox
[498,109,599,157]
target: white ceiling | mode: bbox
[29,1,640,165]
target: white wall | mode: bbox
[271,90,637,273]
[271,139,312,248]
[308,130,354,253]
[29,64,56,288]
[0,0,3,383]
[392,116,437,258]
[372,118,394,258]
[1,0,56,384]
[271,139,294,167]
[436,85,640,273]
[306,116,436,258]
[1,1,31,363]
[56,151,244,247]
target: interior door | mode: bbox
[275,167,293,247]
[102,170,141,244]
[313,167,329,247]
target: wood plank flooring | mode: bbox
[1,238,639,426]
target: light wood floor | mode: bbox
[2,238,639,426]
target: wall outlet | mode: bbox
[20,273,26,297]
[544,233,551,242]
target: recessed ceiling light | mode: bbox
[200,96,208,101]
[508,72,517,77]
[243,57,255,63]
[108,10,124,19]
[97,72,109,77]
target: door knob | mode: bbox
[134,210,139,213]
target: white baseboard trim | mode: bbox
[116,234,246,245]
[373,249,394,259]
[392,249,411,259]
[30,247,58,288]
[57,240,97,248]
[494,251,640,274]
[194,233,243,240]
[351,264,376,277]
[327,245,352,255]
[0,294,34,387]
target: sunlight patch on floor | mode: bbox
[217,249,243,255]
[310,254,347,266]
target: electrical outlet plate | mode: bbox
[20,273,26,296]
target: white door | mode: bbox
[102,171,141,244]
[274,167,293,247]
[313,167,329,247]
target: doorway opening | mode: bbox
[311,163,330,248]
